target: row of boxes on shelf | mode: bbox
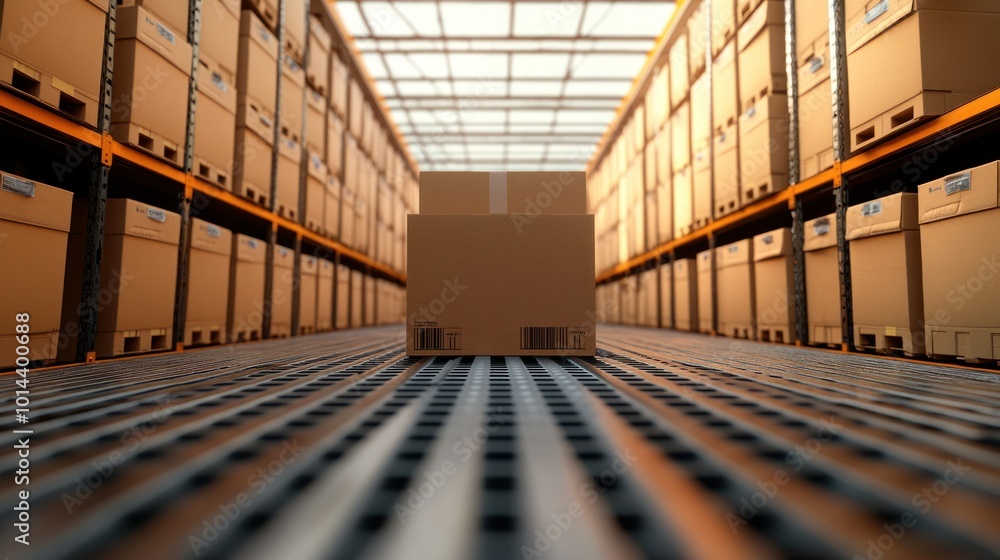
[0,1,416,275]
[588,0,1000,271]
[0,174,404,368]
[599,160,1000,364]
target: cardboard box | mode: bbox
[119,0,188,40]
[620,276,637,326]
[712,40,738,134]
[299,255,317,334]
[737,0,786,110]
[844,0,1000,53]
[637,269,658,328]
[656,128,671,186]
[798,38,834,180]
[275,132,301,221]
[847,193,924,355]
[233,102,275,208]
[280,54,305,140]
[644,191,658,251]
[697,249,714,334]
[60,199,180,359]
[238,10,279,115]
[340,187,355,248]
[184,219,232,346]
[305,88,326,156]
[795,0,829,61]
[328,109,344,176]
[644,141,658,194]
[335,264,350,329]
[330,55,348,117]
[348,79,364,139]
[690,73,711,153]
[227,234,266,342]
[847,6,1000,151]
[657,182,673,245]
[419,172,587,215]
[717,239,755,338]
[670,33,690,108]
[646,68,669,138]
[673,258,699,331]
[658,264,672,329]
[713,124,740,219]
[0,173,72,366]
[693,147,712,230]
[270,245,294,337]
[804,213,842,346]
[712,0,737,56]
[307,15,330,94]
[918,161,1000,362]
[0,0,107,127]
[753,228,795,343]
[688,1,707,79]
[672,102,691,173]
[673,168,694,238]
[201,0,240,75]
[194,55,237,190]
[111,6,193,166]
[325,176,341,239]
[738,94,789,204]
[407,215,596,356]
[364,274,375,326]
[305,152,327,233]
[350,269,362,328]
[284,0,306,62]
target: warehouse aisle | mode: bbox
[2,327,999,560]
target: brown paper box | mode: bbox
[201,0,240,75]
[307,15,331,92]
[275,133,301,221]
[325,176,341,239]
[798,41,834,180]
[738,94,789,203]
[350,269,363,328]
[670,32,690,108]
[299,255,317,333]
[364,275,375,326]
[0,173,72,366]
[419,172,587,215]
[691,74,712,153]
[327,109,344,176]
[671,102,691,173]
[736,0,786,110]
[317,261,334,332]
[918,161,1000,361]
[280,54,305,139]
[305,88,326,156]
[637,269,658,328]
[656,128,672,186]
[795,0,829,63]
[804,214,842,346]
[717,239,756,338]
[194,54,237,189]
[233,109,274,208]
[712,0,737,55]
[712,41,738,133]
[693,147,712,229]
[673,258,699,331]
[184,219,232,346]
[658,264,672,329]
[407,215,595,356]
[227,233,266,342]
[844,0,1000,54]
[284,0,306,61]
[620,276,637,326]
[330,55,348,117]
[335,264,350,329]
[688,2,707,79]
[673,168,694,239]
[697,249,714,334]
[753,228,795,343]
[238,10,278,115]
[119,0,188,38]
[657,180,673,246]
[713,125,740,219]
[270,245,295,337]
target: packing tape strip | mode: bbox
[489,171,507,214]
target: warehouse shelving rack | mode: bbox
[0,0,417,365]
[590,0,1000,354]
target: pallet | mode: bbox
[269,324,291,339]
[693,216,712,230]
[275,203,297,222]
[0,54,99,128]
[96,328,172,358]
[758,326,793,345]
[299,325,316,336]
[193,156,231,190]
[306,77,327,99]
[236,183,270,210]
[715,198,740,219]
[184,324,226,347]
[850,90,970,153]
[720,323,754,340]
[110,122,183,168]
[742,174,788,207]
[809,324,843,348]
[801,148,834,182]
[926,326,1000,364]
[229,327,262,343]
[854,326,924,358]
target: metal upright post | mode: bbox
[705,0,719,337]
[172,0,204,350]
[76,1,116,363]
[786,0,808,345]
[829,0,853,351]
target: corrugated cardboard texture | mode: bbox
[0,175,72,365]
[185,219,232,346]
[419,172,587,215]
[846,192,919,240]
[919,161,999,224]
[238,10,278,113]
[674,258,699,331]
[228,234,266,342]
[753,228,792,262]
[805,245,843,345]
[270,245,295,337]
[717,240,756,338]
[697,250,714,334]
[804,213,837,252]
[407,215,595,356]
[201,0,240,75]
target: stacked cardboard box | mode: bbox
[659,264,673,329]
[275,132,302,221]
[918,161,1000,363]
[234,11,278,207]
[717,239,755,339]
[61,199,180,359]
[194,55,237,189]
[0,173,73,366]
[350,269,362,328]
[688,2,707,80]
[325,176,341,240]
[637,269,658,328]
[670,32,689,109]
[672,103,693,238]
[305,89,327,160]
[284,0,307,63]
[228,234,266,342]
[201,0,240,76]
[847,193,924,356]
[674,258,699,332]
[305,153,327,233]
[299,255,317,334]
[270,245,295,337]
[804,213,841,346]
[364,275,376,327]
[753,228,795,344]
[697,250,714,334]
[120,0,188,45]
[184,219,232,347]
[620,276,638,326]
[330,55,348,120]
[111,6,192,167]
[796,0,834,179]
[846,0,1000,151]
[335,264,350,330]
[712,0,737,57]
[691,75,713,229]
[0,0,108,127]
[711,37,741,220]
[408,172,595,355]
[279,54,305,141]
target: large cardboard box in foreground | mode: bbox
[673,258,698,332]
[847,193,924,355]
[184,219,232,346]
[804,213,842,346]
[918,161,1000,362]
[228,234,266,342]
[753,228,795,344]
[717,239,755,339]
[60,199,180,359]
[0,173,72,367]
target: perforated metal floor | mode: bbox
[2,326,999,560]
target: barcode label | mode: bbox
[520,327,584,350]
[413,327,462,351]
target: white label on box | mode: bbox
[247,239,258,249]
[809,56,825,74]
[155,22,176,44]
[2,175,36,198]
[812,218,830,236]
[146,208,167,223]
[861,200,882,217]
[206,225,222,238]
[864,0,888,24]
[211,72,229,93]
[728,245,739,253]
[944,172,971,196]
[762,234,774,245]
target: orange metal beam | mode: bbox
[0,90,102,147]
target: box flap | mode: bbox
[273,245,295,269]
[116,6,193,75]
[197,57,238,114]
[239,10,278,60]
[753,228,792,261]
[419,172,491,214]
[104,199,181,244]
[0,173,72,232]
[716,239,753,268]
[234,234,266,264]
[419,171,587,215]
[846,192,919,240]
[918,161,999,224]
[737,0,784,53]
[282,54,305,87]
[190,218,232,255]
[804,213,838,251]
[300,255,318,275]
[697,250,713,272]
[797,36,830,94]
[844,0,1000,53]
